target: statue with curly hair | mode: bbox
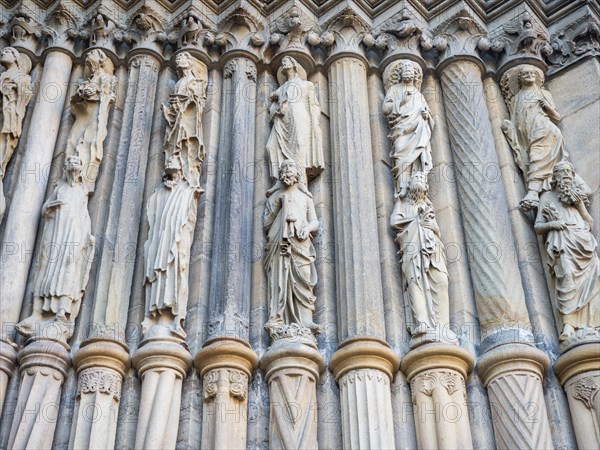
[501,64,565,211]
[66,49,117,193]
[382,60,433,198]
[0,47,32,221]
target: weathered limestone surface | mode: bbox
[0,2,597,450]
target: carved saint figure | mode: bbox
[266,56,324,183]
[142,156,200,338]
[0,47,32,221]
[162,52,207,189]
[534,161,599,341]
[66,49,117,192]
[390,172,456,345]
[16,156,95,341]
[501,65,565,210]
[264,160,320,335]
[382,60,433,198]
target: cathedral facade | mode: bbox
[0,0,599,448]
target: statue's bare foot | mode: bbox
[559,324,575,341]
[519,191,539,211]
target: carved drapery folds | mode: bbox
[0,46,32,222]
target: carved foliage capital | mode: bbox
[77,367,122,401]
[203,368,249,401]
[410,369,465,404]
[569,374,600,409]
[432,15,489,67]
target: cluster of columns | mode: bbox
[0,8,597,450]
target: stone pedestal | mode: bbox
[133,336,192,450]
[261,339,325,450]
[402,344,474,449]
[478,343,553,449]
[7,338,71,450]
[69,337,130,449]
[330,338,400,449]
[555,342,600,449]
[195,337,258,450]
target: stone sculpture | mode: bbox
[501,64,565,210]
[534,161,599,343]
[266,56,324,184]
[141,52,207,338]
[142,156,200,338]
[382,59,433,198]
[263,159,320,338]
[391,172,457,347]
[0,46,32,221]
[162,51,207,189]
[16,156,95,341]
[66,49,117,192]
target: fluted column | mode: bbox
[326,50,399,449]
[69,52,161,449]
[7,339,70,449]
[434,18,553,448]
[555,343,600,449]
[0,51,72,414]
[194,55,259,449]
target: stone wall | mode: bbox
[0,0,598,449]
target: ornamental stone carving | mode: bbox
[141,52,206,339]
[500,64,566,211]
[534,161,599,344]
[66,49,116,193]
[77,367,122,400]
[16,156,95,341]
[0,46,32,222]
[266,56,324,183]
[264,160,320,338]
[547,16,600,74]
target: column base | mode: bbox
[0,337,18,417]
[70,337,130,450]
[194,337,258,450]
[330,337,400,449]
[133,336,192,450]
[8,338,71,450]
[401,343,474,450]
[554,342,600,450]
[478,343,553,450]
[260,339,325,450]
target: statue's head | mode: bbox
[164,156,183,187]
[64,155,83,182]
[383,59,423,91]
[279,159,302,186]
[281,56,299,76]
[0,47,19,68]
[85,49,111,75]
[175,52,192,70]
[553,160,575,185]
[517,65,544,88]
[408,172,429,201]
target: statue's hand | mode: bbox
[501,119,512,133]
[286,213,297,223]
[549,220,567,230]
[298,227,310,240]
[538,98,551,111]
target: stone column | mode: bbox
[69,52,160,450]
[7,339,70,450]
[261,340,325,449]
[325,45,399,448]
[434,17,553,449]
[194,55,259,449]
[555,343,600,449]
[0,51,72,414]
[402,345,474,449]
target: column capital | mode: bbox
[330,337,400,381]
[477,343,550,386]
[260,340,325,381]
[322,7,371,69]
[554,342,600,385]
[401,343,474,381]
[194,337,258,378]
[18,338,71,378]
[432,15,488,72]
